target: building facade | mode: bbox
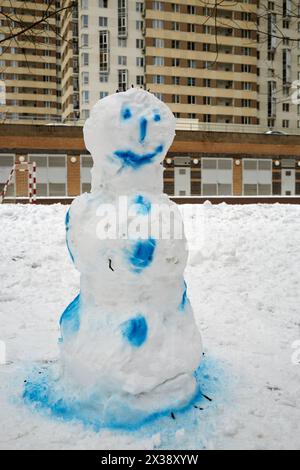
[258,0,300,133]
[145,0,259,128]
[1,124,300,201]
[0,0,61,124]
[62,0,145,121]
[0,1,300,132]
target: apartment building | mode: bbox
[0,0,61,124]
[258,0,300,133]
[0,0,300,132]
[145,0,259,128]
[75,0,145,120]
[60,0,145,122]
[60,0,80,122]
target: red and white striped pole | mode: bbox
[0,164,16,204]
[28,163,33,204]
[32,161,37,204]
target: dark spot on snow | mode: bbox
[108,259,114,272]
[171,412,176,420]
[202,394,212,402]
[267,386,281,392]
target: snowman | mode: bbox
[59,88,203,426]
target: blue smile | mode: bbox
[113,145,164,169]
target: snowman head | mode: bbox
[83,89,176,170]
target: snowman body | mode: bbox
[60,89,202,425]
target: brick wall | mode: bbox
[67,156,81,196]
[15,155,29,197]
[233,159,243,195]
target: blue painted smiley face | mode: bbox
[115,106,164,169]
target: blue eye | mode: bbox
[122,107,132,120]
[153,113,161,122]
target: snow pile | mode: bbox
[1,202,300,449]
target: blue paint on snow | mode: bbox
[153,113,161,122]
[121,315,148,348]
[126,238,156,273]
[134,195,151,214]
[113,145,164,169]
[121,107,132,121]
[59,294,81,340]
[179,281,190,312]
[139,117,148,143]
[22,355,228,443]
[65,208,74,263]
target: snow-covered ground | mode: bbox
[0,202,300,450]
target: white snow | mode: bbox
[0,202,300,450]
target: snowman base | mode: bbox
[23,362,202,430]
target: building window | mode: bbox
[100,91,108,99]
[172,40,180,49]
[118,55,127,66]
[136,2,143,12]
[153,20,163,29]
[188,59,196,68]
[118,69,128,91]
[28,155,67,197]
[243,159,272,196]
[136,75,144,85]
[81,52,89,66]
[81,34,89,47]
[241,64,252,73]
[242,99,251,108]
[136,39,144,48]
[99,17,108,27]
[154,56,164,66]
[153,1,164,10]
[82,90,89,104]
[81,15,89,28]
[99,0,108,7]
[136,57,144,67]
[188,95,196,104]
[188,77,196,86]
[153,75,164,84]
[203,96,211,105]
[242,82,252,90]
[153,38,164,48]
[172,58,180,67]
[82,109,90,120]
[202,158,232,196]
[283,103,290,112]
[282,119,289,128]
[99,74,108,82]
[242,116,251,125]
[136,20,144,30]
[172,3,180,12]
[118,38,127,47]
[81,155,93,193]
[154,92,163,100]
[242,47,251,56]
[187,5,195,14]
[172,76,180,85]
[188,42,195,50]
[172,94,180,103]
